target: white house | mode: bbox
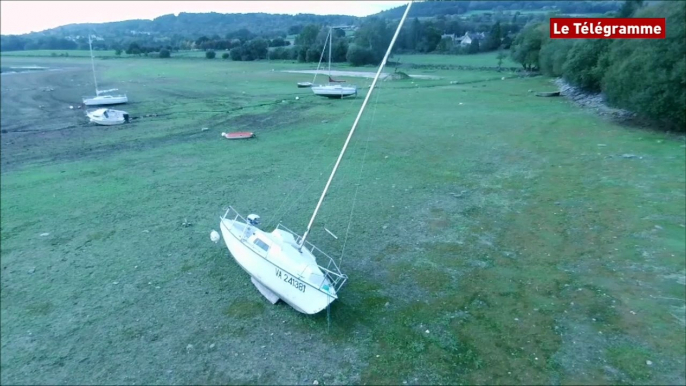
[442,32,487,47]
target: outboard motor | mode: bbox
[247,214,261,227]
[123,113,130,123]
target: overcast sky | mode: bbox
[0,1,408,35]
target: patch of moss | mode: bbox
[607,344,653,382]
[224,299,265,319]
[26,301,54,316]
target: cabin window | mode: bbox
[253,238,270,252]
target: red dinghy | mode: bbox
[222,132,255,140]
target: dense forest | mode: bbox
[0,12,358,52]
[213,8,544,64]
[0,1,622,52]
[375,1,621,19]
[509,0,684,131]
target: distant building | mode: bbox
[332,25,358,31]
[66,35,104,42]
[441,31,487,47]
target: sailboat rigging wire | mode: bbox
[265,58,377,229]
[311,28,330,85]
[263,95,361,230]
[298,1,413,249]
[338,69,384,269]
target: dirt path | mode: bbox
[282,69,441,80]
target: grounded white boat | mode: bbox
[310,27,358,98]
[83,94,128,106]
[82,35,128,106]
[219,211,345,314]
[311,82,357,98]
[214,1,414,315]
[86,108,129,125]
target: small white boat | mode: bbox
[86,108,129,125]
[214,1,414,315]
[312,83,358,98]
[297,82,313,88]
[82,35,128,106]
[82,93,128,106]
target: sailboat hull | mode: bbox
[312,85,357,98]
[219,219,338,315]
[83,95,128,106]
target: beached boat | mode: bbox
[311,78,357,98]
[82,35,128,106]
[212,1,414,315]
[222,132,255,140]
[86,108,129,125]
[311,28,358,98]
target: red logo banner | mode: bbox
[550,18,666,39]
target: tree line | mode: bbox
[262,13,541,66]
[376,1,620,19]
[1,1,617,53]
[510,1,684,131]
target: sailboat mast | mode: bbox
[88,34,99,95]
[298,1,413,249]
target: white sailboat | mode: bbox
[215,1,414,315]
[311,27,358,98]
[82,35,128,106]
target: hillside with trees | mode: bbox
[510,0,684,131]
[374,1,621,19]
[0,12,358,52]
[1,1,621,53]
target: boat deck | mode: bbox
[222,219,331,290]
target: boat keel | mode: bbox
[251,277,280,304]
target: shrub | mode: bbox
[510,22,545,70]
[539,39,573,77]
[229,47,243,61]
[296,46,307,63]
[305,45,323,62]
[205,50,216,59]
[222,52,230,59]
[602,1,685,130]
[562,39,611,92]
[246,38,268,60]
[346,44,375,66]
[159,49,171,58]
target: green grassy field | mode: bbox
[1,55,684,385]
[2,49,520,69]
[394,50,518,67]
